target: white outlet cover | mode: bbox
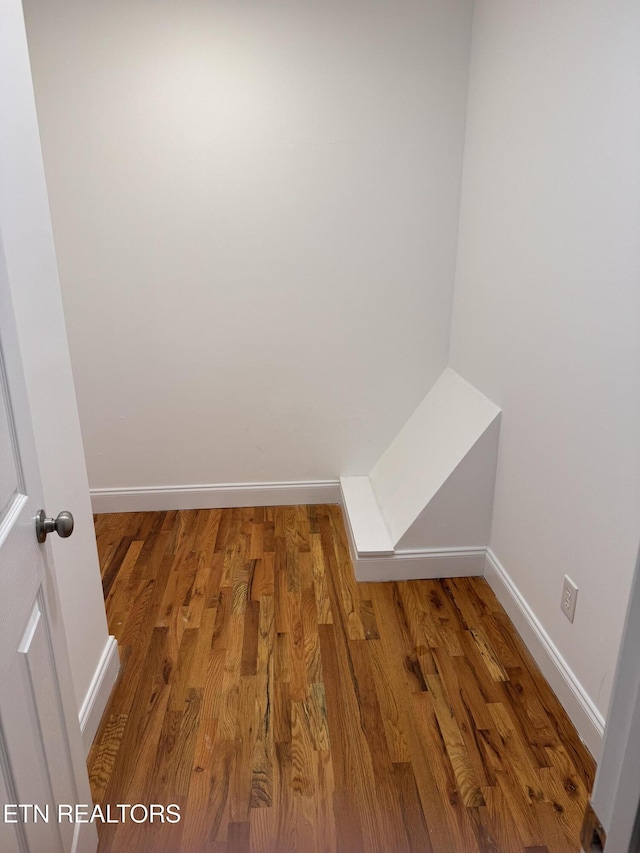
[562,575,578,623]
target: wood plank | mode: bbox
[432,646,496,787]
[317,623,366,853]
[367,638,411,763]
[230,675,258,822]
[469,626,510,682]
[310,532,333,625]
[391,762,434,853]
[88,713,128,804]
[89,506,595,853]
[240,599,260,678]
[412,690,482,851]
[370,585,459,851]
[251,594,275,808]
[425,673,486,808]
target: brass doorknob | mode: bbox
[36,510,74,543]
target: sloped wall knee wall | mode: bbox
[341,368,501,580]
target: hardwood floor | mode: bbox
[88,506,595,852]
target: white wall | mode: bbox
[23,0,473,490]
[450,0,640,720]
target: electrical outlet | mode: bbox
[561,575,578,623]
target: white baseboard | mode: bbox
[339,489,485,581]
[79,635,120,754]
[354,547,486,582]
[484,548,605,761]
[90,480,341,514]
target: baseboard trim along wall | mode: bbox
[484,548,605,761]
[79,635,120,754]
[90,480,341,514]
[354,548,486,582]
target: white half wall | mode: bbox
[396,416,500,550]
[340,369,501,584]
[23,0,474,492]
[449,0,640,723]
[370,368,501,546]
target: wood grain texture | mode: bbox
[89,506,594,852]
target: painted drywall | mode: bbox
[23,0,473,491]
[370,367,501,546]
[395,417,500,550]
[449,0,640,720]
[3,0,112,716]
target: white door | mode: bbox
[0,3,98,852]
[0,302,98,853]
